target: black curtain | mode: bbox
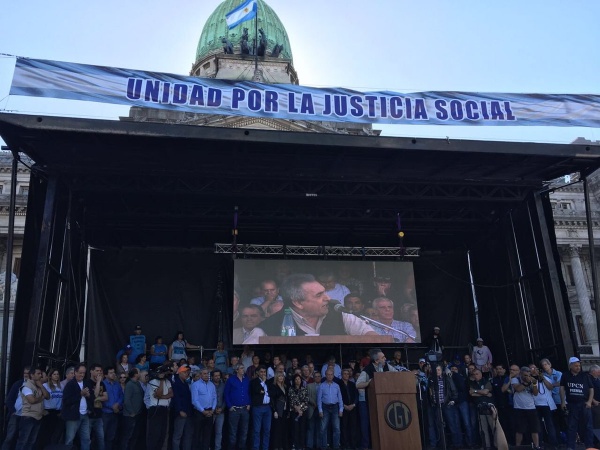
[86,249,232,367]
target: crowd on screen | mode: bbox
[233,265,420,344]
[3,326,599,450]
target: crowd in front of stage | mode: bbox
[3,325,599,450]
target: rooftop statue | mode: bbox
[257,28,267,57]
[222,37,233,54]
[240,28,250,55]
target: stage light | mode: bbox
[398,231,405,238]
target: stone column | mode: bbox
[569,244,599,355]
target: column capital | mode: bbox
[568,244,583,258]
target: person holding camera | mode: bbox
[560,356,594,450]
[510,366,540,449]
[144,365,173,450]
[469,368,497,449]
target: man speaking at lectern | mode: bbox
[259,274,377,337]
[355,349,397,450]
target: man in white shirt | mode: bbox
[144,369,173,450]
[232,305,266,345]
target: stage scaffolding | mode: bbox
[214,243,420,258]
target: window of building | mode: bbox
[203,62,211,70]
[18,185,29,195]
[0,184,3,194]
[564,264,575,286]
[576,315,588,344]
[559,201,572,210]
[13,257,21,277]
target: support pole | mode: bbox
[534,191,575,359]
[583,176,600,352]
[0,150,18,433]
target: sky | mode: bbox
[1,0,600,145]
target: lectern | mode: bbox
[367,371,421,449]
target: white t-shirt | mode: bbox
[78,381,87,415]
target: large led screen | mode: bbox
[233,260,420,345]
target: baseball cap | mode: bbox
[433,326,440,331]
[476,337,483,342]
[135,325,142,330]
[419,358,426,363]
[568,356,580,365]
[177,366,190,374]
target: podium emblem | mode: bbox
[384,401,412,431]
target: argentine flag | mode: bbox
[226,0,258,30]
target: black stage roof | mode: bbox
[1,113,599,250]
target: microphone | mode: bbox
[328,300,351,314]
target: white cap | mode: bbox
[568,356,580,365]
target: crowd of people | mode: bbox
[3,324,598,450]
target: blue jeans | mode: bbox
[306,411,321,449]
[90,417,105,450]
[2,414,20,450]
[427,403,461,448]
[567,402,593,449]
[358,401,370,449]
[320,404,341,449]
[65,414,91,450]
[15,416,41,450]
[228,407,249,449]
[172,415,193,450]
[536,405,558,446]
[251,405,271,450]
[213,412,225,450]
[456,401,473,446]
[102,412,119,450]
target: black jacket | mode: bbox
[62,378,95,421]
[428,374,457,406]
[250,377,274,409]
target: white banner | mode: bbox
[9,57,600,127]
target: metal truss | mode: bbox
[214,243,420,258]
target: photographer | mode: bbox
[144,365,173,450]
[469,369,497,449]
[510,366,540,449]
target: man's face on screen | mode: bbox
[345,296,364,313]
[261,282,279,301]
[241,307,262,330]
[293,281,330,319]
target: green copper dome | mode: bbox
[195,0,293,63]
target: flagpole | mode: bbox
[254,0,258,73]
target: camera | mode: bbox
[477,402,495,416]
[149,363,172,380]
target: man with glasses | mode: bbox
[224,363,250,450]
[62,364,94,450]
[102,366,123,450]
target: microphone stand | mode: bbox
[353,313,416,341]
[331,302,416,340]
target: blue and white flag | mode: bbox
[226,0,257,29]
